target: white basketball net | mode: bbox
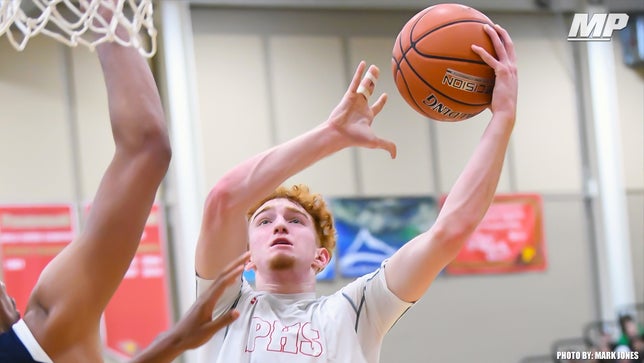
[0,0,156,57]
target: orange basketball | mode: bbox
[392,3,496,122]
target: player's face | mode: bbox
[0,282,20,332]
[248,198,322,274]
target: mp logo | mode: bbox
[568,13,629,41]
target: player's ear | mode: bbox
[313,248,330,273]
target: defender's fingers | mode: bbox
[218,264,245,288]
[200,252,249,305]
[221,251,251,276]
[203,264,245,303]
[205,310,240,332]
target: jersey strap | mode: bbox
[12,319,54,363]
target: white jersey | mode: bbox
[10,319,53,363]
[196,262,413,363]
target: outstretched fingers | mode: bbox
[356,65,379,100]
[358,65,388,122]
[358,66,395,158]
[330,61,396,157]
[350,62,386,104]
[202,251,250,306]
[198,252,250,332]
[217,251,250,285]
[205,309,240,332]
[348,61,367,95]
[376,136,397,159]
[370,93,388,117]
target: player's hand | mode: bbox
[326,61,397,159]
[471,24,518,123]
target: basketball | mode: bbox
[391,3,497,122]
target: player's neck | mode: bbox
[255,269,316,294]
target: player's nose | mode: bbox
[273,217,288,234]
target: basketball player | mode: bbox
[0,32,166,360]
[0,253,246,363]
[0,7,241,361]
[194,23,517,363]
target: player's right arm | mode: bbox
[195,62,397,279]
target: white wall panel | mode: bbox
[193,34,273,189]
[614,43,644,190]
[349,36,436,196]
[269,35,356,195]
[71,48,113,202]
[497,14,583,193]
[0,39,74,202]
[434,109,513,193]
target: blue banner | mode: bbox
[329,196,437,278]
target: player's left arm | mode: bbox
[24,10,171,354]
[385,24,518,303]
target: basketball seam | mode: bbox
[412,17,492,43]
[393,34,428,115]
[411,54,488,65]
[408,19,493,64]
[393,61,427,116]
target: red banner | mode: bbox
[444,193,547,275]
[101,203,172,361]
[0,204,75,314]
